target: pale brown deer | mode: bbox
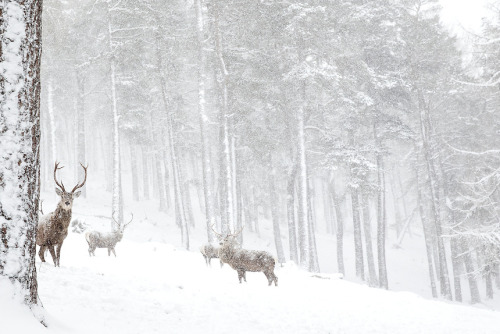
[85,214,133,257]
[212,225,278,286]
[36,162,88,267]
[200,244,223,267]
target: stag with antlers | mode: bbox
[36,162,88,267]
[85,214,133,257]
[212,225,278,286]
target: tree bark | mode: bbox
[76,67,86,197]
[329,183,345,276]
[0,0,43,307]
[361,194,378,287]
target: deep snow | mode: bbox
[3,183,500,333]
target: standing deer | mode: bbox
[212,225,278,286]
[85,214,133,257]
[36,162,88,267]
[200,244,223,267]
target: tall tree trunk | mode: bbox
[47,74,57,167]
[108,14,123,226]
[350,189,365,281]
[193,0,216,241]
[460,238,481,304]
[213,0,234,234]
[329,182,345,276]
[155,32,189,249]
[415,164,438,298]
[418,92,452,300]
[308,189,320,272]
[287,162,299,264]
[142,146,150,200]
[269,170,286,264]
[76,67,86,197]
[130,145,139,201]
[297,104,310,270]
[0,0,43,307]
[374,124,388,289]
[361,194,378,287]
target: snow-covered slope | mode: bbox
[3,231,500,334]
[4,185,500,333]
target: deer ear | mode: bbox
[73,191,81,198]
[55,188,63,196]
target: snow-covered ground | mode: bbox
[4,184,500,333]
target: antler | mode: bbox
[71,163,88,193]
[210,224,224,238]
[123,213,134,228]
[229,225,245,237]
[54,162,66,192]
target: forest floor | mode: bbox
[4,186,500,333]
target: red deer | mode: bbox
[212,225,278,286]
[200,244,223,267]
[36,162,88,267]
[85,214,133,257]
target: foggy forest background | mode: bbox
[39,0,500,304]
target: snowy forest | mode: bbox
[3,0,500,333]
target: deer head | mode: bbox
[211,224,244,248]
[111,213,134,239]
[54,162,88,211]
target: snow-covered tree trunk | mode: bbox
[195,0,216,243]
[418,93,451,300]
[307,191,320,272]
[155,31,189,249]
[0,0,43,307]
[361,194,378,287]
[108,19,123,227]
[296,105,310,270]
[213,1,234,234]
[76,67,86,197]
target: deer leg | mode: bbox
[108,248,111,256]
[111,248,116,257]
[208,257,212,266]
[38,245,46,262]
[48,245,57,267]
[220,260,224,268]
[56,241,63,267]
[237,269,244,283]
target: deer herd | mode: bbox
[36,161,278,287]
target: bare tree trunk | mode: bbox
[193,0,216,240]
[155,32,189,249]
[297,104,310,270]
[350,189,365,281]
[76,67,86,197]
[142,146,150,200]
[329,182,345,276]
[415,165,438,298]
[287,162,299,264]
[460,238,480,304]
[308,190,320,272]
[269,171,286,264]
[109,49,122,226]
[485,265,494,299]
[0,0,43,307]
[214,0,235,233]
[47,74,57,166]
[418,93,451,300]
[361,194,378,287]
[130,145,139,201]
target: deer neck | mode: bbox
[54,204,72,224]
